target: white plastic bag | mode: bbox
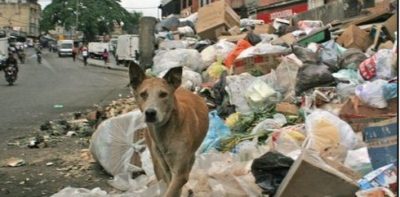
[245,79,281,109]
[51,187,108,197]
[89,110,147,176]
[153,49,205,75]
[158,40,189,50]
[237,42,289,59]
[158,67,202,91]
[304,110,359,155]
[225,73,257,113]
[355,79,388,109]
[201,40,236,67]
[250,113,287,135]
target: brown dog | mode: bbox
[129,62,209,197]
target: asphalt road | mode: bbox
[0,48,131,146]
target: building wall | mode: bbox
[0,2,41,37]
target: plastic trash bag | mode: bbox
[198,111,231,153]
[177,26,195,36]
[225,73,257,113]
[240,18,265,27]
[51,187,108,197]
[344,147,373,176]
[320,40,342,72]
[295,64,335,95]
[383,82,397,100]
[332,69,365,99]
[89,110,147,176]
[158,67,202,91]
[338,48,367,70]
[267,124,306,160]
[201,40,236,67]
[304,110,359,156]
[250,113,287,135]
[273,55,301,101]
[245,79,281,110]
[359,49,395,80]
[206,59,227,81]
[237,42,290,59]
[158,40,189,50]
[184,151,263,196]
[251,151,294,196]
[292,45,320,64]
[297,20,323,34]
[355,79,388,108]
[159,15,180,31]
[153,49,205,75]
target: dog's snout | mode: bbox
[145,108,157,122]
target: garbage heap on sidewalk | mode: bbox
[53,1,398,196]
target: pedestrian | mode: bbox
[102,49,109,65]
[82,46,89,66]
[72,46,77,62]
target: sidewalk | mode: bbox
[78,56,128,72]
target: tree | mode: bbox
[40,0,142,41]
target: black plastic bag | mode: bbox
[251,151,294,196]
[337,48,367,70]
[295,64,335,95]
[292,45,321,64]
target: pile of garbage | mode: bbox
[53,1,398,196]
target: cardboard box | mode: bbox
[254,24,276,34]
[196,1,240,40]
[228,26,241,36]
[232,52,288,75]
[336,25,373,51]
[339,97,397,133]
[218,34,247,43]
[275,150,359,197]
[275,102,299,115]
[271,33,297,45]
[363,118,397,170]
[382,14,397,41]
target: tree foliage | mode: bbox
[40,0,142,41]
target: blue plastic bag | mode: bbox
[198,110,231,153]
[383,82,397,100]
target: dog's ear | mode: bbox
[163,66,182,90]
[128,61,145,90]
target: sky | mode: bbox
[38,0,161,18]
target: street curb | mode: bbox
[78,57,128,72]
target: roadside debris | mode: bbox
[5,157,26,167]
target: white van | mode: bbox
[57,40,74,57]
[116,34,139,65]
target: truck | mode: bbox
[88,42,110,59]
[57,40,74,57]
[115,34,139,66]
[0,37,8,69]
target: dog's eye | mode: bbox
[139,92,148,100]
[159,92,168,98]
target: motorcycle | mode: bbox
[4,66,17,85]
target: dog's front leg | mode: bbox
[164,172,188,197]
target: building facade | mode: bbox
[162,0,247,17]
[0,0,41,37]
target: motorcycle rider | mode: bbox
[36,46,42,63]
[4,53,18,73]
